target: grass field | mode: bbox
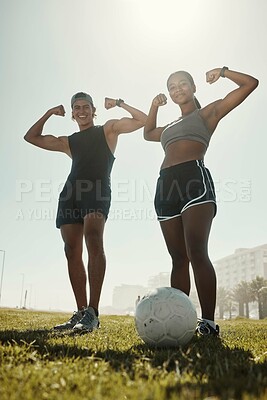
[0,309,266,400]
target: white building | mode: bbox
[112,284,146,310]
[112,273,171,311]
[147,272,170,289]
[214,244,267,289]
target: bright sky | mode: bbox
[0,0,266,312]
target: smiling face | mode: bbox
[72,99,95,130]
[167,71,196,106]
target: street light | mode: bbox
[0,250,6,306]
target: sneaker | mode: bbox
[73,306,99,332]
[53,310,84,331]
[196,319,220,336]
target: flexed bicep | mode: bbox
[112,116,145,134]
[206,68,259,123]
[24,106,71,155]
[28,134,70,153]
[105,99,147,135]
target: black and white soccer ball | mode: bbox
[135,287,197,347]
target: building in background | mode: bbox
[214,243,267,289]
[147,272,170,290]
[110,243,267,315]
[112,284,146,313]
[111,271,200,314]
[111,273,171,314]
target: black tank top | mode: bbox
[67,125,115,185]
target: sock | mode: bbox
[202,318,216,329]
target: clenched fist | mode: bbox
[152,93,167,107]
[206,68,222,84]
[49,105,66,116]
[104,97,116,110]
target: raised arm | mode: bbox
[24,105,70,155]
[143,94,168,142]
[203,67,259,129]
[104,97,147,136]
[103,98,147,152]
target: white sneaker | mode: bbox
[196,319,220,336]
[53,310,83,331]
[73,306,99,332]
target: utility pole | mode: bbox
[20,273,25,308]
[0,250,6,306]
[23,290,28,309]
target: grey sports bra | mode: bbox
[160,109,212,151]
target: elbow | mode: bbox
[24,133,31,143]
[143,126,156,141]
[243,77,259,97]
[143,129,149,141]
[254,78,259,89]
[24,132,34,144]
[250,77,259,91]
[143,133,152,142]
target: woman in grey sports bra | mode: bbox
[144,67,258,336]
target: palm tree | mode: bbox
[216,287,231,319]
[250,276,267,319]
[258,287,267,318]
[232,281,253,318]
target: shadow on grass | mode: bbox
[0,328,140,372]
[0,328,266,399]
[133,336,267,399]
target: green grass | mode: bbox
[0,309,266,400]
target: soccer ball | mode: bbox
[135,287,197,347]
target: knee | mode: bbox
[84,229,104,255]
[64,242,82,261]
[187,246,209,266]
[168,248,189,266]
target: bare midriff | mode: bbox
[161,140,207,169]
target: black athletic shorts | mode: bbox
[154,160,216,221]
[56,179,111,228]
